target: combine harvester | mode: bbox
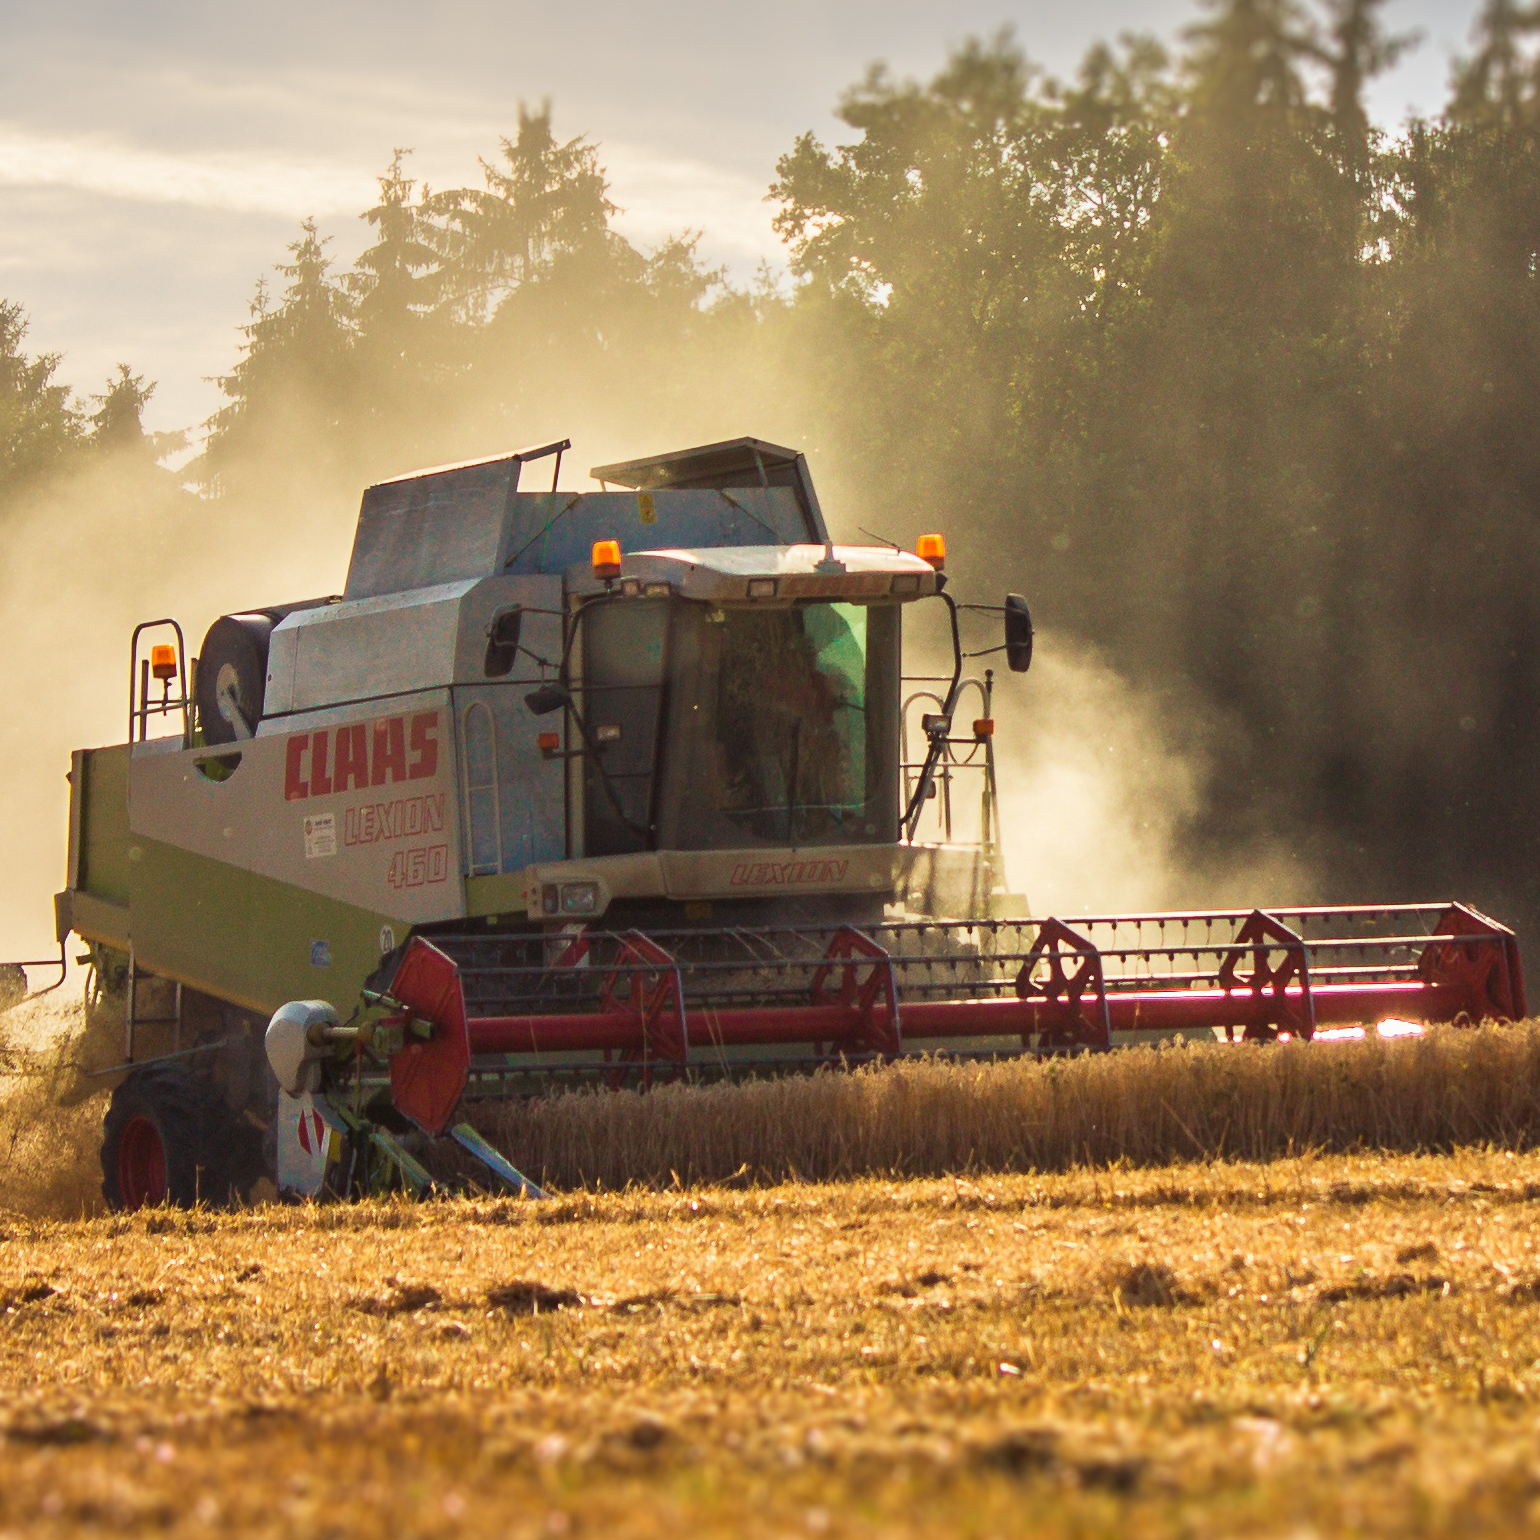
[2,438,1526,1207]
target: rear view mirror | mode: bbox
[484,607,523,678]
[525,682,570,716]
[1004,594,1034,674]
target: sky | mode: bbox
[0,0,1488,438]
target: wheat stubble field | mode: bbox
[9,1005,1540,1536]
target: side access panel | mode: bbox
[454,685,567,877]
[449,571,568,878]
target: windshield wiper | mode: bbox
[785,720,802,846]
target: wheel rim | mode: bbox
[118,1115,167,1208]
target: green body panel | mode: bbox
[128,837,399,1017]
[464,872,529,918]
[76,744,131,905]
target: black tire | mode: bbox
[212,1001,280,1202]
[100,1064,236,1210]
[195,613,275,745]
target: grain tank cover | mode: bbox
[344,437,828,600]
[345,447,547,600]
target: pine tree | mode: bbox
[340,151,453,462]
[426,104,614,322]
[0,300,81,500]
[260,219,354,382]
[1320,0,1415,182]
[350,150,438,352]
[88,364,187,467]
[1164,0,1329,295]
[88,365,152,451]
[201,219,354,494]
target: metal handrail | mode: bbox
[128,618,191,747]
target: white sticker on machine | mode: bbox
[303,812,337,859]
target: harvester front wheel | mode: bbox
[101,1065,233,1211]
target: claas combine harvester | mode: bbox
[1,437,1527,1208]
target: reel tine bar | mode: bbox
[808,927,903,1056]
[1215,910,1315,1042]
[1014,918,1110,1050]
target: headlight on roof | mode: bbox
[747,577,778,599]
[891,573,922,595]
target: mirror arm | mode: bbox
[903,592,964,840]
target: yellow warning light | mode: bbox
[591,539,622,581]
[537,731,561,755]
[916,533,946,571]
[150,644,178,681]
[973,717,995,738]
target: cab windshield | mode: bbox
[658,600,899,850]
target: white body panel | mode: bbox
[129,688,466,924]
[263,581,475,719]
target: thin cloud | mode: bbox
[0,120,780,270]
[0,125,375,216]
[603,142,781,270]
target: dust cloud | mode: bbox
[988,637,1315,918]
[0,443,362,1215]
[0,449,358,964]
[0,988,116,1216]
[896,566,1315,917]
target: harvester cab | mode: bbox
[24,435,1527,1210]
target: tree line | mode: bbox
[4,0,1540,938]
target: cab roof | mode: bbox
[592,437,825,531]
